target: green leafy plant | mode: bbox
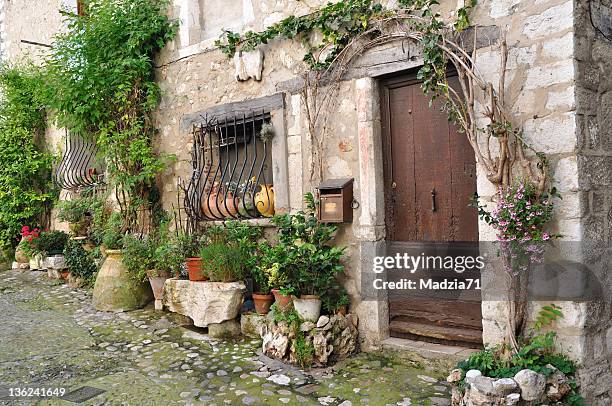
[456,306,584,405]
[122,234,157,282]
[200,242,247,282]
[534,303,564,331]
[63,239,98,287]
[322,281,350,314]
[44,0,177,232]
[0,65,54,251]
[36,230,70,255]
[56,197,92,224]
[102,212,125,250]
[267,193,345,297]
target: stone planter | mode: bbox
[162,278,245,327]
[262,313,359,366]
[29,254,44,270]
[292,295,322,321]
[14,238,29,263]
[92,250,153,312]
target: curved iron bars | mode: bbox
[54,130,104,190]
[181,110,273,223]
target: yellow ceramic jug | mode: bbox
[255,184,275,217]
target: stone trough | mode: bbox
[162,278,246,329]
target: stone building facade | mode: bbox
[1,0,610,403]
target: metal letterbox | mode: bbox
[316,178,354,223]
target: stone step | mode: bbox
[380,337,479,371]
[389,319,482,344]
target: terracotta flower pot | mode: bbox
[271,289,292,311]
[60,270,70,280]
[292,295,322,321]
[252,292,274,314]
[186,257,208,281]
[336,305,348,316]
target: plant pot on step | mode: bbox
[186,257,208,281]
[292,295,322,321]
[252,292,274,314]
[60,270,70,280]
[147,269,171,300]
[92,250,153,311]
[271,289,292,311]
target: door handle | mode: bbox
[431,188,436,212]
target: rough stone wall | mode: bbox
[154,0,595,358]
[0,0,66,64]
[573,0,612,403]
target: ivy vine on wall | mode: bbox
[0,65,55,251]
[44,0,177,232]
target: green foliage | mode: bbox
[262,193,345,297]
[293,331,315,367]
[63,239,98,287]
[44,0,177,231]
[216,0,383,70]
[0,65,54,250]
[122,234,156,282]
[36,230,70,255]
[457,315,584,405]
[321,281,350,314]
[102,212,124,250]
[200,241,247,282]
[56,197,93,223]
[534,303,564,331]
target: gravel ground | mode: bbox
[0,269,451,406]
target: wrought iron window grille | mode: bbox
[181,110,275,222]
[54,130,105,190]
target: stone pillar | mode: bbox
[354,77,389,350]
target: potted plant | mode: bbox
[148,238,183,303]
[92,212,153,312]
[200,241,246,282]
[251,259,274,314]
[64,239,98,287]
[256,243,293,311]
[177,233,204,281]
[269,193,346,321]
[37,230,69,256]
[18,226,44,269]
[56,198,92,236]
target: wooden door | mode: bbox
[381,72,482,346]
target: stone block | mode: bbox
[209,319,241,338]
[233,49,263,81]
[44,255,66,270]
[241,313,267,338]
[553,156,579,192]
[542,32,574,61]
[514,369,546,401]
[546,86,575,112]
[162,279,245,327]
[522,1,573,39]
[524,60,574,90]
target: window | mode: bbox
[183,110,274,222]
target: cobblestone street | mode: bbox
[0,270,452,406]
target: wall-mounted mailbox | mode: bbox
[316,178,354,223]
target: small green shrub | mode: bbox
[63,239,98,287]
[36,230,69,255]
[200,242,247,282]
[56,198,92,223]
[122,235,155,282]
[102,212,124,250]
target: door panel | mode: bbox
[381,72,482,347]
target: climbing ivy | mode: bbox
[0,65,55,250]
[216,0,476,87]
[44,0,177,232]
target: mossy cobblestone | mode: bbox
[0,270,451,405]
